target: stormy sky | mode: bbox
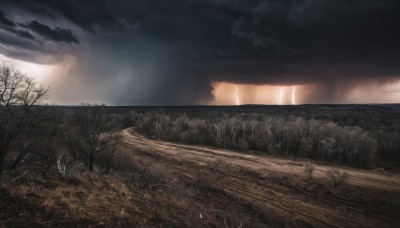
[0,0,399,105]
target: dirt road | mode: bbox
[120,128,400,227]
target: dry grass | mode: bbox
[1,164,268,227]
[1,161,399,227]
[0,169,146,226]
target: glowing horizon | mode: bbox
[211,82,301,105]
[0,54,55,84]
[210,81,400,105]
[1,53,399,105]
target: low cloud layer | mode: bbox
[0,0,399,105]
[21,20,79,44]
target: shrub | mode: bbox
[326,169,349,187]
[304,161,315,179]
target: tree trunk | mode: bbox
[106,163,111,174]
[88,152,94,171]
[0,147,6,177]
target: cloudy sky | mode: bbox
[0,0,399,105]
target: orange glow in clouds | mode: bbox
[211,82,301,105]
[210,80,400,105]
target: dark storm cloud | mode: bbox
[108,0,400,76]
[21,20,79,44]
[3,27,35,40]
[0,2,81,65]
[0,0,400,104]
[0,8,34,40]
[0,8,14,26]
[0,0,119,32]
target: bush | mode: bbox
[304,161,315,179]
[326,169,349,187]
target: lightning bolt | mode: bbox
[291,86,296,105]
[278,87,284,105]
[234,85,240,105]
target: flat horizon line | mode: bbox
[40,103,400,107]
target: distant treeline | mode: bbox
[124,110,400,168]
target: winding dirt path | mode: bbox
[119,128,400,227]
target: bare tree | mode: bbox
[309,119,322,154]
[104,134,121,173]
[242,121,247,142]
[69,103,114,171]
[214,121,225,147]
[0,65,49,176]
[227,117,239,146]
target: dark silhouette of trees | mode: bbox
[0,65,49,176]
[68,104,114,171]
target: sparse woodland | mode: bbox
[132,109,400,168]
[2,64,398,177]
[0,66,122,178]
[1,64,400,226]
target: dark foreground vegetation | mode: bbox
[1,65,400,227]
